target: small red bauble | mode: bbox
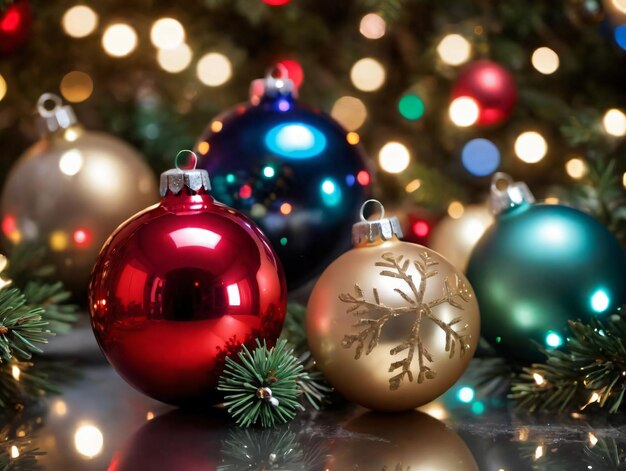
[89,163,287,405]
[0,0,31,55]
[452,60,517,126]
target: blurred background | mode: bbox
[0,0,624,244]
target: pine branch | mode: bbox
[511,309,626,414]
[218,339,307,428]
[0,288,48,362]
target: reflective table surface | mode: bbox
[6,323,626,471]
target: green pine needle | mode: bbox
[511,310,626,414]
[218,339,305,428]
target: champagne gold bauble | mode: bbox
[430,204,493,272]
[1,94,158,293]
[307,200,480,411]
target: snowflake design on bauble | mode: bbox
[339,251,473,390]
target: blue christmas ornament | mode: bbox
[196,71,372,289]
[467,173,626,362]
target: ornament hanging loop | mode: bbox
[359,199,385,222]
[488,172,535,215]
[160,150,211,196]
[352,199,402,246]
[175,149,198,171]
[37,93,63,117]
[36,93,77,134]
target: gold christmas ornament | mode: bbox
[1,94,158,293]
[430,204,493,272]
[306,200,480,411]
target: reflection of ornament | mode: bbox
[452,60,517,126]
[1,94,157,293]
[89,156,287,405]
[0,0,31,55]
[196,71,372,290]
[307,200,480,411]
[326,410,478,470]
[111,409,324,471]
[467,173,626,362]
[430,204,493,271]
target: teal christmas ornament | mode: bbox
[195,68,372,290]
[466,173,626,362]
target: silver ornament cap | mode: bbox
[352,199,403,246]
[488,172,535,215]
[249,64,298,101]
[36,93,77,134]
[160,150,211,196]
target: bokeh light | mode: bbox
[196,52,232,86]
[545,331,563,348]
[449,97,479,127]
[331,96,367,130]
[60,71,93,103]
[359,13,386,39]
[262,0,291,5]
[412,220,430,237]
[447,201,465,219]
[531,47,559,75]
[614,0,626,13]
[602,108,626,136]
[74,424,104,458]
[590,289,610,313]
[73,228,90,247]
[398,94,425,121]
[457,386,475,403]
[356,170,370,186]
[615,26,626,51]
[262,166,275,178]
[461,138,500,176]
[514,131,547,163]
[565,157,588,179]
[102,23,137,57]
[346,132,360,145]
[279,202,293,215]
[157,43,192,73]
[350,58,386,92]
[0,73,6,102]
[437,34,471,66]
[378,142,410,174]
[62,5,98,38]
[320,178,342,206]
[150,18,185,50]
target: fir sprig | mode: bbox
[511,311,626,414]
[218,339,308,428]
[0,289,48,362]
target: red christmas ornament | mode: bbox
[452,60,517,126]
[89,155,287,405]
[0,0,31,55]
[276,59,304,88]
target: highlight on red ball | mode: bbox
[73,228,91,247]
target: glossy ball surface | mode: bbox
[1,127,158,293]
[307,238,480,411]
[467,203,626,362]
[89,190,287,405]
[196,95,372,290]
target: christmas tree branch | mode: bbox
[511,309,626,414]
